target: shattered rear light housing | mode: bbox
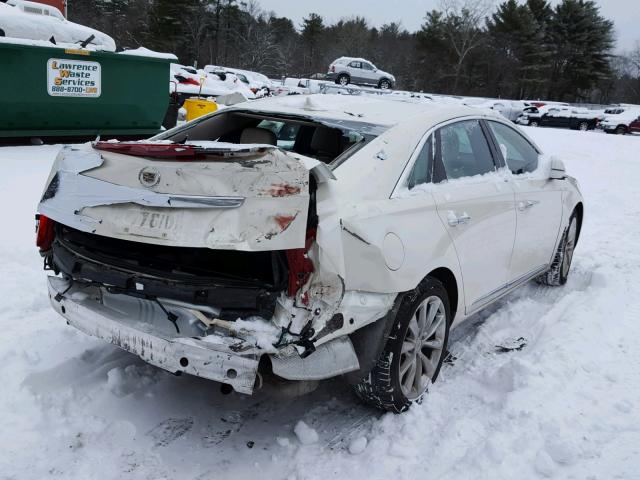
[93,141,273,161]
[36,214,55,252]
[94,141,204,160]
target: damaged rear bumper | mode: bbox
[47,276,260,394]
[47,276,363,393]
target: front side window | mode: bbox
[408,135,433,189]
[362,62,374,71]
[487,121,539,174]
[437,120,496,181]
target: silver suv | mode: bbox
[327,57,395,89]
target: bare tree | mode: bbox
[440,0,494,93]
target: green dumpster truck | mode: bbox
[0,40,173,140]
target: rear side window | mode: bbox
[408,135,433,189]
[437,120,496,181]
[487,121,539,174]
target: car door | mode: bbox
[430,119,517,313]
[347,61,364,83]
[485,120,563,282]
[360,61,378,84]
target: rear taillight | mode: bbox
[330,65,335,73]
[36,214,55,252]
[286,229,316,302]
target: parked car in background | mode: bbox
[517,105,600,130]
[36,95,582,413]
[326,57,395,89]
[204,65,274,95]
[600,111,640,134]
[472,100,531,122]
[0,1,116,51]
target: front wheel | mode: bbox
[578,121,589,131]
[537,212,578,286]
[354,278,450,413]
[529,120,539,127]
[378,79,391,90]
[616,125,627,135]
[336,74,350,86]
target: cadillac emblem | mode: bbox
[139,167,160,188]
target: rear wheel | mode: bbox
[354,278,450,413]
[537,212,578,286]
[578,121,589,131]
[336,74,350,86]
[529,120,539,127]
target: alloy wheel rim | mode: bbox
[339,77,348,85]
[398,296,447,400]
[562,219,577,277]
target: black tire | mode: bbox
[0,29,5,37]
[616,125,627,135]
[378,79,392,90]
[537,212,578,286]
[354,277,451,413]
[336,74,350,86]
[577,121,589,131]
[529,120,539,127]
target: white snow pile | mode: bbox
[294,420,319,445]
[119,47,177,61]
[0,2,116,51]
[0,127,639,479]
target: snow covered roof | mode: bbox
[231,94,484,128]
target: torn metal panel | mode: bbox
[38,144,311,251]
[48,276,261,394]
[269,336,360,381]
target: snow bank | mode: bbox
[119,47,177,61]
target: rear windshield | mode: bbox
[156,110,383,167]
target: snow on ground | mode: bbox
[0,129,639,479]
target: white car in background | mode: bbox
[36,95,583,413]
[0,0,116,51]
[473,100,531,122]
[204,65,273,95]
[600,109,640,134]
[327,57,395,89]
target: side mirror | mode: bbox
[549,158,567,180]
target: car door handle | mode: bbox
[518,200,539,212]
[447,212,472,226]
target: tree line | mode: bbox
[67,0,640,104]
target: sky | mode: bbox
[257,0,640,52]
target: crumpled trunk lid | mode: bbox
[38,142,311,251]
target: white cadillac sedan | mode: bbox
[36,95,583,412]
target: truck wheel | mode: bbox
[354,277,450,413]
[378,79,391,90]
[537,212,578,286]
[336,74,350,86]
[578,121,589,131]
[616,125,627,135]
